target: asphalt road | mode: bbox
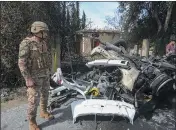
[1,98,175,130]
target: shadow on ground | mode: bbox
[39,104,72,128]
[39,93,176,130]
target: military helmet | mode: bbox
[30,21,49,34]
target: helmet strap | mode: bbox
[32,31,48,43]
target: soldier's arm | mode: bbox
[18,41,31,79]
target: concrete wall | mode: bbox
[138,48,153,57]
[130,44,153,57]
[141,39,149,58]
[98,33,120,43]
[80,37,92,56]
[80,32,120,56]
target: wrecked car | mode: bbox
[48,40,176,126]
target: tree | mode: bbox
[76,2,80,30]
[106,1,176,55]
[66,8,71,32]
[70,3,78,31]
[81,11,86,29]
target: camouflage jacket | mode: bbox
[18,36,52,79]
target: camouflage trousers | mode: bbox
[27,76,50,120]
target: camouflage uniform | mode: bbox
[18,36,53,120]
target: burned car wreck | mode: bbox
[48,40,176,126]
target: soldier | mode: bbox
[166,35,176,56]
[18,21,54,130]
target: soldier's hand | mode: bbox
[25,77,35,87]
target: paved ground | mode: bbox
[1,98,176,130]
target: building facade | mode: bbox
[75,29,121,56]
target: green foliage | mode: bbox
[106,1,175,55]
[76,2,80,30]
[81,11,86,29]
[70,3,79,31]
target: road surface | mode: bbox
[1,98,175,130]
